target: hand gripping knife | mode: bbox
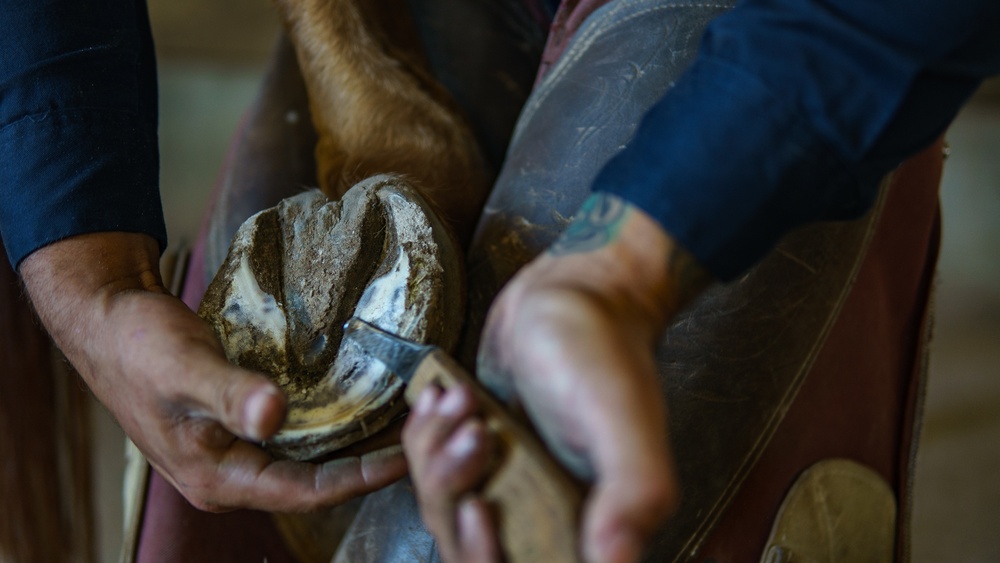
[344,318,584,563]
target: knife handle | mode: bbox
[404,349,584,563]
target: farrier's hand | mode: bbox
[403,193,712,562]
[20,232,406,512]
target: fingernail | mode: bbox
[446,422,480,459]
[244,388,281,441]
[438,387,466,416]
[414,386,438,416]
[458,497,482,529]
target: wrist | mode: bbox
[530,193,711,331]
[19,232,166,351]
[21,231,164,292]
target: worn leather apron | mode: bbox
[129,1,940,561]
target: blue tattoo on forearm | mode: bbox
[549,193,628,256]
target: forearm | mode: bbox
[480,193,711,480]
[20,233,165,360]
[512,192,712,337]
[20,232,182,452]
[19,230,407,512]
[408,193,708,563]
[593,0,999,280]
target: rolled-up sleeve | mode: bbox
[592,0,1000,280]
[0,0,165,268]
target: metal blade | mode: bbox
[343,318,434,383]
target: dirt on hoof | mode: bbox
[199,174,464,460]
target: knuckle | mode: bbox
[401,424,435,467]
[400,418,419,445]
[177,474,225,512]
[182,487,223,513]
[217,380,244,422]
[419,460,456,497]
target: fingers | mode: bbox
[456,497,502,563]
[404,385,477,458]
[21,241,407,515]
[105,293,407,512]
[403,385,500,563]
[583,472,677,563]
[163,437,408,513]
[198,357,286,442]
[481,280,679,563]
[160,367,407,513]
[100,289,288,444]
[145,324,287,443]
[574,343,679,563]
[404,386,495,499]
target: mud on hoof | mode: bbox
[199,174,464,460]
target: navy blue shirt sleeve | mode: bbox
[592,0,1000,280]
[0,0,166,268]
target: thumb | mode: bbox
[188,351,287,441]
[579,367,678,563]
[583,471,678,563]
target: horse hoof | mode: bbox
[199,174,464,460]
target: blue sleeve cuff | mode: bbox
[0,108,166,268]
[592,57,863,281]
[0,0,164,268]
